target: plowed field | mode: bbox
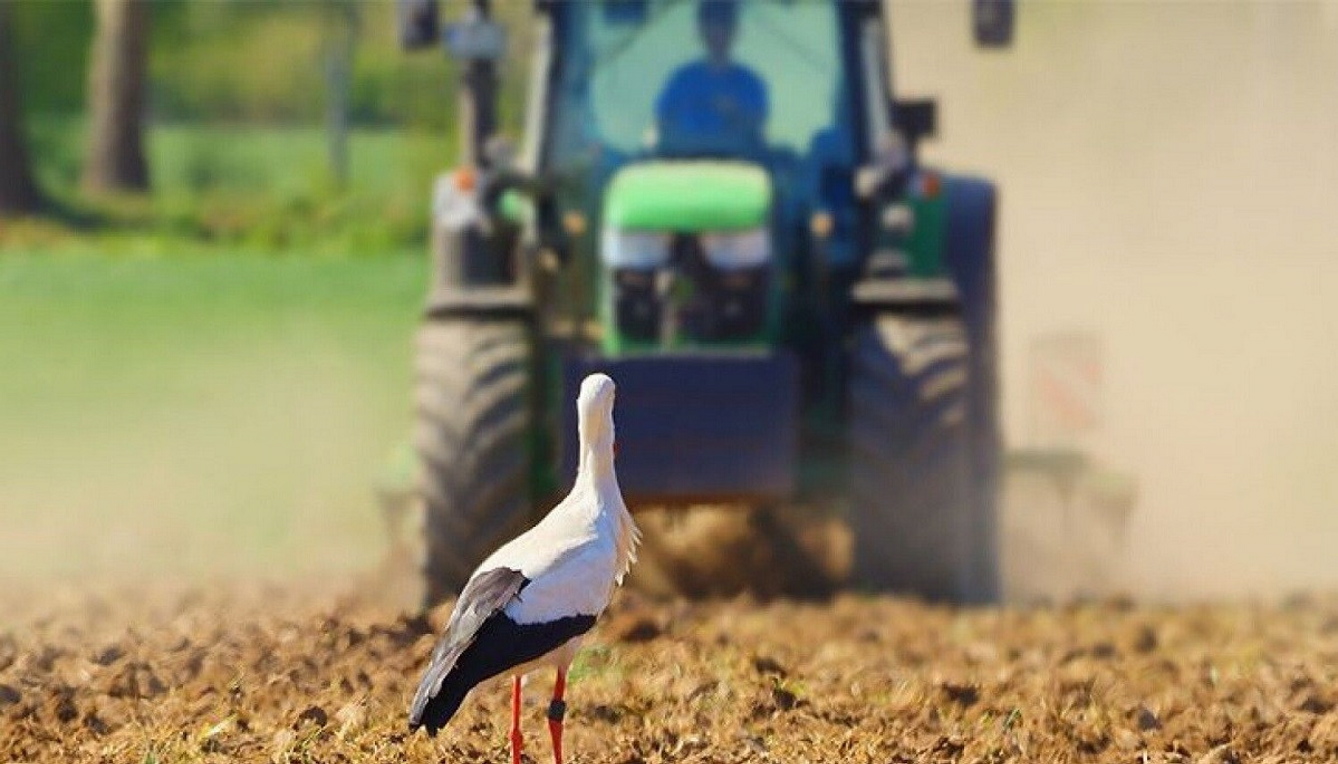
[3,581,1337,764]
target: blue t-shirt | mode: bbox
[655,60,768,152]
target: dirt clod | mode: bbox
[1089,641,1118,659]
[770,684,799,711]
[49,689,77,724]
[92,644,125,666]
[295,705,328,728]
[940,682,980,707]
[1130,625,1159,653]
[752,655,786,677]
[1136,705,1162,731]
[1298,695,1332,714]
[107,661,166,699]
[83,712,110,735]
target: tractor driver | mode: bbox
[654,0,769,157]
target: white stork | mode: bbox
[408,373,640,764]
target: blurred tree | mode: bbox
[324,0,359,187]
[83,0,151,193]
[0,1,43,214]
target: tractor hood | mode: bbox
[603,161,771,232]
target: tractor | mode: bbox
[396,0,1013,607]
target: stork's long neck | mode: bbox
[574,407,637,572]
[579,446,614,485]
[576,407,616,489]
[567,393,639,586]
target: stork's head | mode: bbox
[576,373,617,454]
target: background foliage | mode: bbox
[6,0,532,254]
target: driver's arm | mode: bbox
[654,67,692,129]
[738,68,768,136]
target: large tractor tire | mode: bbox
[943,176,1002,602]
[849,314,977,601]
[414,318,532,607]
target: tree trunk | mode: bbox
[324,0,358,188]
[83,0,150,194]
[0,1,42,215]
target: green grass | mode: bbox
[21,119,452,256]
[0,251,426,582]
[1,118,451,582]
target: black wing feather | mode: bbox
[408,566,528,729]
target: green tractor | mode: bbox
[398,0,1012,606]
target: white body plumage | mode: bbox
[480,373,639,627]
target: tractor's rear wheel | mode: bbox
[414,318,532,607]
[943,176,1002,603]
[849,314,976,601]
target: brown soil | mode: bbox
[3,580,1337,764]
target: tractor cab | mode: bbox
[401,0,1008,605]
[543,0,871,352]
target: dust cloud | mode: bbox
[896,2,1338,599]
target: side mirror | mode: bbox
[397,0,439,51]
[894,99,937,144]
[973,0,1015,48]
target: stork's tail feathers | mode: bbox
[408,682,470,736]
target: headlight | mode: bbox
[880,203,914,233]
[700,228,770,271]
[601,228,670,269]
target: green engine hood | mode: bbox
[602,161,771,232]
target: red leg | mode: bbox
[547,669,568,764]
[510,675,523,764]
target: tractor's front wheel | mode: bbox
[414,318,532,607]
[849,314,977,601]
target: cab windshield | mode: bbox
[546,0,859,215]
